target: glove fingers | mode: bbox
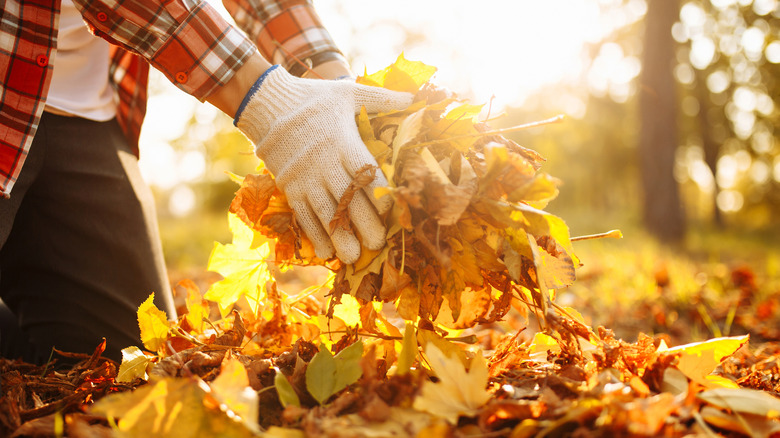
[352,85,414,115]
[342,140,393,215]
[331,228,361,265]
[288,197,334,261]
[305,186,362,264]
[346,191,387,251]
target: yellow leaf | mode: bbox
[395,323,417,375]
[137,293,170,353]
[264,427,306,438]
[704,374,740,389]
[357,53,436,92]
[429,103,483,152]
[664,335,749,384]
[391,107,426,166]
[116,346,152,383]
[395,283,421,321]
[205,213,272,317]
[331,294,362,328]
[210,356,260,434]
[528,332,561,362]
[416,330,468,369]
[357,106,376,143]
[413,344,491,424]
[180,280,208,334]
[90,378,256,438]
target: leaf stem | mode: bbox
[570,229,623,242]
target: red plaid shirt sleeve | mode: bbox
[74,0,257,100]
[0,0,341,198]
[0,0,257,197]
[223,0,346,77]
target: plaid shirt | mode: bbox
[0,0,343,198]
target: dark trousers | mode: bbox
[0,112,176,364]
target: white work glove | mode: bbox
[234,65,413,264]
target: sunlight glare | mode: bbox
[169,185,197,217]
[773,157,780,183]
[320,0,636,112]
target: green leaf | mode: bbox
[305,341,364,405]
[333,341,364,393]
[274,372,300,408]
[306,346,338,404]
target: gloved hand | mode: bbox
[234,65,413,264]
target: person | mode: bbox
[0,0,413,364]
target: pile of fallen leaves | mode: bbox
[4,313,780,437]
[224,54,581,332]
[3,55,780,438]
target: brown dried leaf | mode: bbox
[396,284,422,321]
[379,260,412,302]
[329,165,378,235]
[229,173,276,229]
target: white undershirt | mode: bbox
[46,0,117,121]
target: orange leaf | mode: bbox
[229,173,276,229]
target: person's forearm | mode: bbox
[206,52,273,118]
[302,59,353,80]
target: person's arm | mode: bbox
[223,0,350,78]
[74,0,413,264]
[206,53,272,118]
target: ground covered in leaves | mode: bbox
[3,56,780,438]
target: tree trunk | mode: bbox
[695,69,723,228]
[638,0,685,241]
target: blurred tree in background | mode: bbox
[639,0,685,241]
[494,0,779,237]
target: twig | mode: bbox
[570,229,623,242]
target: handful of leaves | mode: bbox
[228,55,578,330]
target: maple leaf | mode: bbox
[205,213,272,317]
[413,344,491,424]
[358,53,437,92]
[229,173,276,229]
[137,292,171,353]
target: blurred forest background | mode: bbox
[140,0,780,340]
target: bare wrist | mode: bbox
[206,53,273,118]
[302,59,353,80]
